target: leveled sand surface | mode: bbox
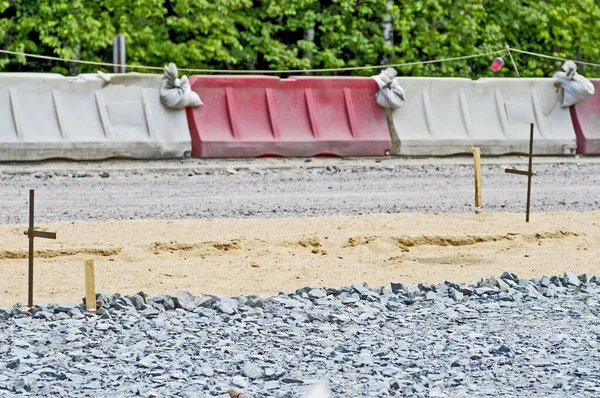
[0,211,599,307]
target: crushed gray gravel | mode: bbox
[1,272,600,397]
[1,158,599,397]
[1,158,599,224]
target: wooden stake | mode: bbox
[28,190,34,307]
[525,123,534,222]
[473,148,483,214]
[504,123,536,222]
[25,189,56,307]
[85,259,96,313]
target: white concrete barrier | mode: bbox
[0,73,191,161]
[389,78,577,156]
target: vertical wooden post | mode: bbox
[24,190,56,307]
[504,123,536,222]
[473,148,483,214]
[85,259,96,313]
[525,123,534,222]
[28,190,34,307]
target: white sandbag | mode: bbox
[372,67,405,109]
[554,60,595,108]
[160,63,202,109]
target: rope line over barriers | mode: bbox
[0,48,505,74]
[507,48,600,69]
[505,44,521,78]
[0,49,165,71]
[1,46,600,74]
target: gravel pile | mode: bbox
[1,272,600,397]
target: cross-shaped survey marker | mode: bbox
[24,189,56,307]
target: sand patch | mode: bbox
[0,211,598,307]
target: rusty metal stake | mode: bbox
[505,123,535,222]
[24,190,56,307]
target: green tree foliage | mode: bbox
[1,0,600,77]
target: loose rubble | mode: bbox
[1,272,600,397]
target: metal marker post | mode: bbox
[24,190,56,307]
[505,123,535,222]
[113,34,126,73]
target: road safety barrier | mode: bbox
[0,73,191,161]
[570,79,600,155]
[186,75,391,158]
[387,78,577,156]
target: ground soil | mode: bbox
[2,157,600,224]
[1,211,598,307]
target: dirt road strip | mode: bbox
[1,159,600,224]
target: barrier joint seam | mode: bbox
[95,92,112,140]
[141,89,157,140]
[304,88,320,139]
[9,88,23,141]
[225,87,240,140]
[52,91,67,140]
[265,88,281,140]
[343,88,358,139]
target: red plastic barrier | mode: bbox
[570,80,600,155]
[186,76,391,158]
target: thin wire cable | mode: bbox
[505,43,520,78]
[4,45,600,74]
[0,48,505,74]
[0,49,164,71]
[508,47,600,68]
